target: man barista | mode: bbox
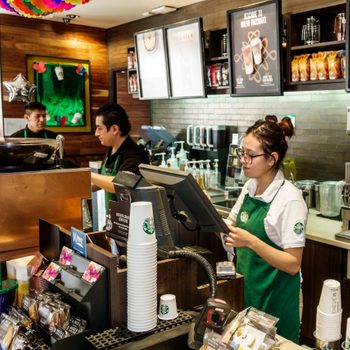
[91,103,149,212]
[11,102,57,139]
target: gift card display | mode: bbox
[42,262,62,282]
[59,246,74,266]
[82,261,104,284]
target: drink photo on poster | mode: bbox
[227,0,282,96]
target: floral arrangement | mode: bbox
[0,0,90,18]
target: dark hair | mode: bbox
[24,101,46,115]
[96,103,131,136]
[246,117,294,169]
[265,114,278,122]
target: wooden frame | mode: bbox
[227,0,283,97]
[134,27,170,99]
[26,55,91,133]
[165,18,207,99]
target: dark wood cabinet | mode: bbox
[127,47,138,95]
[205,29,230,94]
[301,239,349,345]
[285,3,346,91]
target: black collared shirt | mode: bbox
[103,135,149,175]
[11,126,57,139]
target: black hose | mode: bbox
[168,249,217,299]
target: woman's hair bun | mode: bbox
[279,116,294,138]
[265,114,278,122]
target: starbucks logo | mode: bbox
[240,211,249,224]
[105,217,112,231]
[293,222,304,235]
[160,304,169,315]
[143,217,155,235]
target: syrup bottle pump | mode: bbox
[174,141,188,169]
[167,147,179,170]
[155,152,167,168]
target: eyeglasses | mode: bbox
[235,147,268,165]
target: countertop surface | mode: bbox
[306,209,350,249]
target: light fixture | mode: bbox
[150,5,177,15]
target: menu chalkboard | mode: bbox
[228,0,282,96]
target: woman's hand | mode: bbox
[224,225,256,249]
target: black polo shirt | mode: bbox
[103,135,149,175]
[11,126,58,139]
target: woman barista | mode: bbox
[223,117,307,343]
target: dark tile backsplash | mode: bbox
[151,90,350,181]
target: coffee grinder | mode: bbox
[335,162,350,240]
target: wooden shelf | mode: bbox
[207,56,228,62]
[285,79,345,91]
[291,40,345,51]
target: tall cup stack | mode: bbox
[315,279,342,343]
[127,201,158,332]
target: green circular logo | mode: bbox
[160,304,169,315]
[293,222,304,235]
[143,217,155,235]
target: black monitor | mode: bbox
[138,164,229,234]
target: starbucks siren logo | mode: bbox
[143,217,155,235]
[240,211,249,224]
[160,304,169,315]
[293,221,304,235]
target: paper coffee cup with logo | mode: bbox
[54,66,64,80]
[158,294,178,320]
[128,201,156,244]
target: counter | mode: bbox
[306,209,350,249]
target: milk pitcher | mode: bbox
[319,181,344,217]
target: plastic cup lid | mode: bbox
[0,280,18,294]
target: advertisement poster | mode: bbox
[228,0,282,96]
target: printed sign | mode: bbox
[228,0,282,96]
[71,226,87,257]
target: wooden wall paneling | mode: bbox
[113,70,151,135]
[0,14,109,167]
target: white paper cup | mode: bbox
[54,66,64,80]
[314,331,341,349]
[158,294,178,320]
[316,307,342,342]
[128,201,156,244]
[319,279,342,314]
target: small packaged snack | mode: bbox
[299,54,310,81]
[317,51,329,80]
[309,53,318,80]
[327,51,341,80]
[291,55,300,82]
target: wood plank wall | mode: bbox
[0,15,108,166]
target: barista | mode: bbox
[91,103,149,211]
[11,102,57,139]
[223,117,307,343]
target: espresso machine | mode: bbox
[186,124,237,186]
[335,162,350,240]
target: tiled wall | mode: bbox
[152,90,350,181]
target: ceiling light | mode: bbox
[142,11,153,17]
[151,5,177,15]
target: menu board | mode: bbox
[228,0,282,96]
[134,27,169,99]
[165,18,206,98]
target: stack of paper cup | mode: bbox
[315,279,342,342]
[127,201,158,332]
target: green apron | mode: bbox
[236,183,300,343]
[24,129,48,138]
[101,153,120,212]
